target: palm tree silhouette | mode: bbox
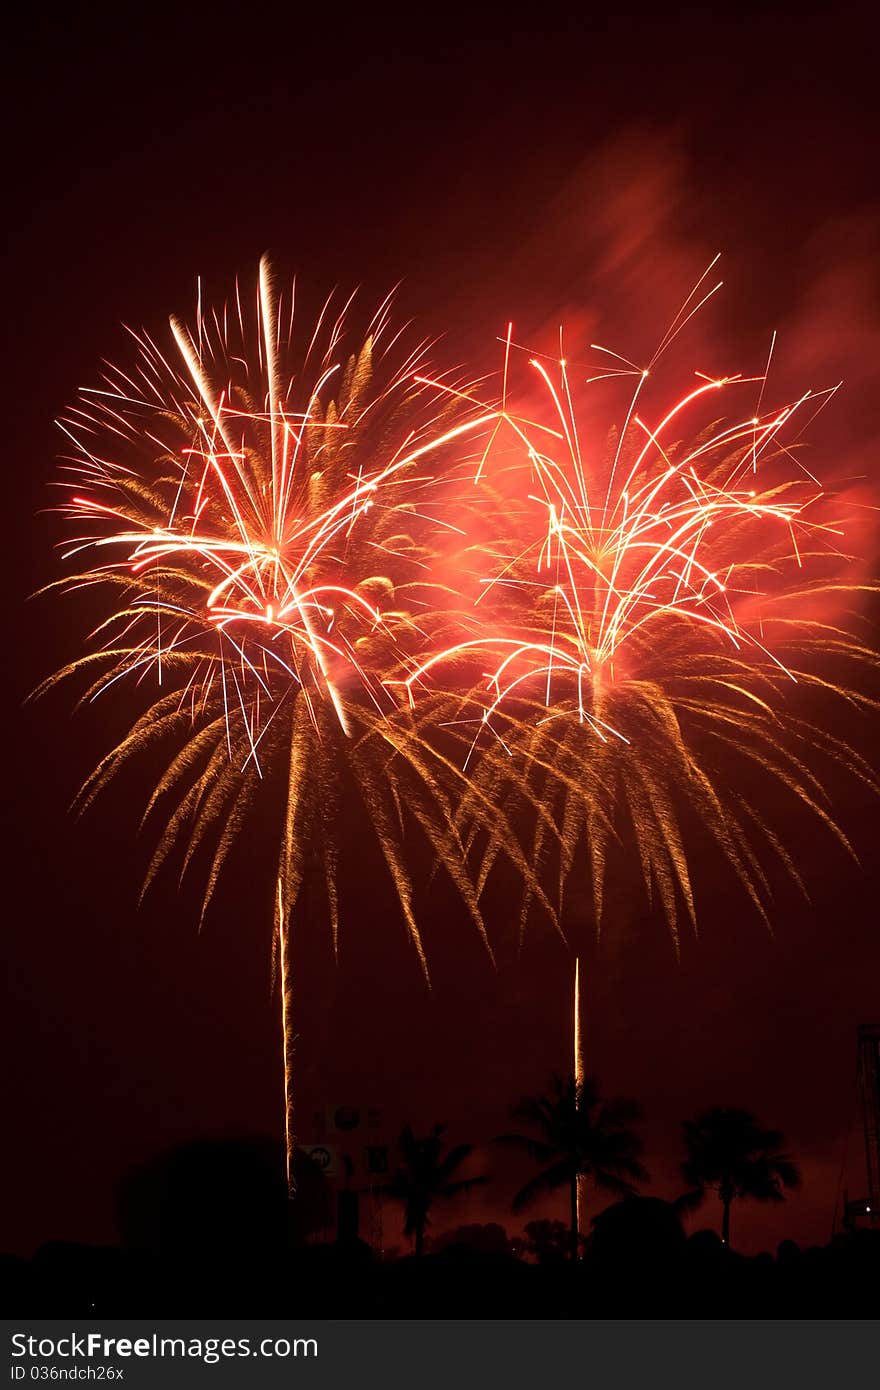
[681,1107,801,1247]
[497,1075,647,1261]
[382,1124,487,1256]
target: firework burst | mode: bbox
[405,281,877,946]
[37,259,530,1187]
[37,256,877,1195]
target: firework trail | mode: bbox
[37,258,535,1189]
[574,956,586,1243]
[405,266,878,946]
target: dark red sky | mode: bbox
[2,2,879,1258]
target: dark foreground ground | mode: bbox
[4,1211,877,1318]
[4,1138,877,1317]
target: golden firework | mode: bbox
[37,259,531,1187]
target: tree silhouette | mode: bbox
[681,1107,801,1247]
[523,1218,585,1264]
[497,1075,647,1261]
[429,1222,515,1256]
[382,1124,487,1257]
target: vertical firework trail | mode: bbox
[574,956,587,1247]
[277,878,294,1194]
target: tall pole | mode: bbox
[574,956,586,1253]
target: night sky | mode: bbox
[3,3,879,1258]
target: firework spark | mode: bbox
[404,281,877,944]
[38,256,877,1197]
[38,258,527,1189]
